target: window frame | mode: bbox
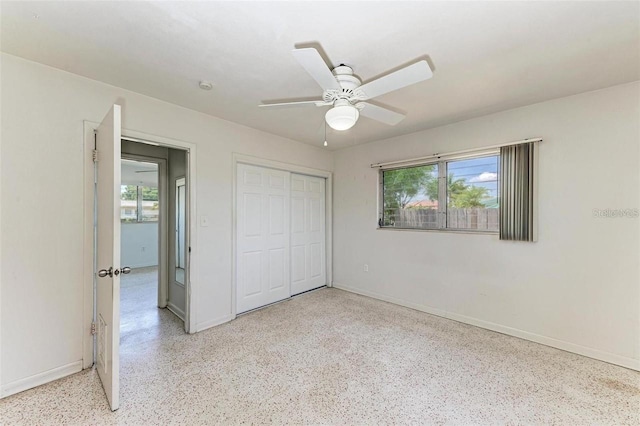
[378,149,500,234]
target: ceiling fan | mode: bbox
[260,47,433,131]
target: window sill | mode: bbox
[377,227,498,236]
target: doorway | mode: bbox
[83,108,198,411]
[119,158,166,344]
[119,142,189,332]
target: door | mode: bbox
[169,176,187,320]
[95,104,122,411]
[236,164,290,313]
[290,174,326,295]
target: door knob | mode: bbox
[97,266,131,278]
[98,267,113,278]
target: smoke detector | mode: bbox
[199,81,213,90]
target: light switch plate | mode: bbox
[200,215,209,227]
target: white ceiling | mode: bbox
[1,1,638,150]
[121,159,158,187]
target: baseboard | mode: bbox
[445,310,640,371]
[335,284,449,319]
[1,361,83,399]
[333,283,640,372]
[196,314,235,332]
[167,302,185,321]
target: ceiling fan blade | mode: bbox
[291,48,342,91]
[356,60,433,100]
[358,102,406,126]
[259,100,330,108]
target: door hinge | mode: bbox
[92,149,98,163]
[91,322,97,335]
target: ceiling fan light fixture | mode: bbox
[261,47,431,132]
[325,103,359,131]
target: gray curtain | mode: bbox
[500,143,535,241]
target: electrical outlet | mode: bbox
[141,246,146,252]
[364,264,369,272]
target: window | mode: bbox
[380,153,500,232]
[120,185,159,223]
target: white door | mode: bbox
[95,105,122,411]
[236,164,290,313]
[290,174,326,295]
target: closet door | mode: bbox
[236,164,290,313]
[290,174,326,295]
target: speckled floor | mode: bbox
[119,266,182,348]
[1,276,639,425]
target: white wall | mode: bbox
[332,82,640,370]
[121,223,159,269]
[0,53,333,394]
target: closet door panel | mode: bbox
[237,164,290,313]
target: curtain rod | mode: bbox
[370,137,543,169]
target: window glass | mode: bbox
[140,186,159,222]
[120,185,138,223]
[446,156,499,231]
[379,153,499,232]
[382,164,439,229]
[120,185,159,223]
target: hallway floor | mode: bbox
[119,266,183,349]
[1,287,638,424]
